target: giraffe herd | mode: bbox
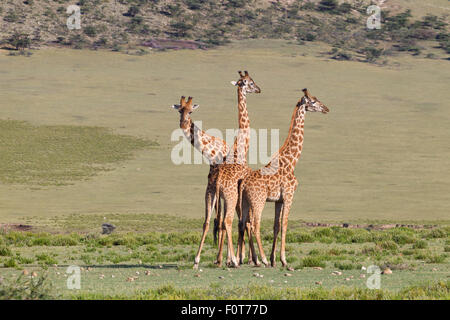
[171,71,329,269]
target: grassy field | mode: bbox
[0,214,448,299]
[0,40,449,299]
[0,40,450,222]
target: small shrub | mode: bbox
[412,240,428,249]
[334,262,360,270]
[308,249,321,255]
[35,253,58,266]
[299,256,326,268]
[316,0,338,12]
[4,258,18,268]
[0,274,53,300]
[363,47,383,62]
[7,32,31,51]
[377,240,398,251]
[0,246,12,256]
[426,254,446,264]
[402,249,415,256]
[125,5,140,17]
[424,228,447,239]
[83,26,97,38]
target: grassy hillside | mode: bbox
[0,40,449,222]
[0,0,449,62]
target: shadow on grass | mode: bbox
[85,264,179,269]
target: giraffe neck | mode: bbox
[277,104,306,171]
[180,115,229,166]
[180,117,196,146]
[232,87,250,165]
[237,88,249,130]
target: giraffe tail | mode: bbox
[213,169,222,245]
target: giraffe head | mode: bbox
[231,70,261,95]
[171,96,199,128]
[298,88,329,113]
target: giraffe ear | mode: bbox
[230,81,238,86]
[172,104,181,110]
[192,104,200,110]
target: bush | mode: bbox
[316,0,338,12]
[4,258,18,268]
[299,256,326,268]
[377,240,398,251]
[7,32,31,50]
[83,26,97,38]
[426,254,446,264]
[334,262,360,270]
[184,0,206,10]
[0,246,12,256]
[125,5,140,17]
[338,3,352,14]
[363,47,383,62]
[0,274,53,300]
[412,240,428,249]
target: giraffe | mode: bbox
[212,71,262,267]
[237,89,329,267]
[193,71,261,269]
[171,96,230,165]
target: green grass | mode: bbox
[0,214,448,299]
[71,281,450,300]
[0,40,449,299]
[0,119,154,186]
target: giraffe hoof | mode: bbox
[193,264,199,270]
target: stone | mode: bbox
[102,223,116,235]
[382,268,392,275]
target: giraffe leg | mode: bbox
[194,187,215,269]
[214,197,222,246]
[270,202,283,267]
[224,197,239,268]
[280,200,292,267]
[247,221,259,266]
[236,204,245,264]
[236,197,247,265]
[253,209,269,267]
[214,200,225,267]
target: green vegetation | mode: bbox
[72,281,450,300]
[0,214,448,299]
[0,120,155,186]
[0,0,448,61]
[0,274,53,300]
